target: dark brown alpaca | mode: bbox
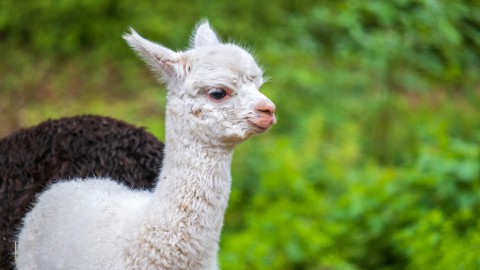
[0,115,164,269]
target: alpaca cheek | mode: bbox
[192,109,202,118]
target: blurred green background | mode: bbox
[1,0,480,269]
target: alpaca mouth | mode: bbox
[248,118,274,131]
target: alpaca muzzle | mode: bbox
[249,100,276,130]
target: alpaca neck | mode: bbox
[133,112,234,267]
[155,112,235,207]
[154,134,234,212]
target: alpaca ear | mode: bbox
[123,28,189,81]
[191,20,220,48]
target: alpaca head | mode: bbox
[124,21,275,147]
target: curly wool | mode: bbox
[0,115,164,269]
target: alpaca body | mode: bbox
[17,21,275,269]
[0,115,164,270]
[18,179,148,269]
[18,132,232,269]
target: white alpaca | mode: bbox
[16,21,275,270]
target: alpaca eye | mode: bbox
[208,88,227,100]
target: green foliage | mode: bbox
[1,0,480,269]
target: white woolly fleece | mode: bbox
[16,20,275,270]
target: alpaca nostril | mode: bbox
[256,102,276,116]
